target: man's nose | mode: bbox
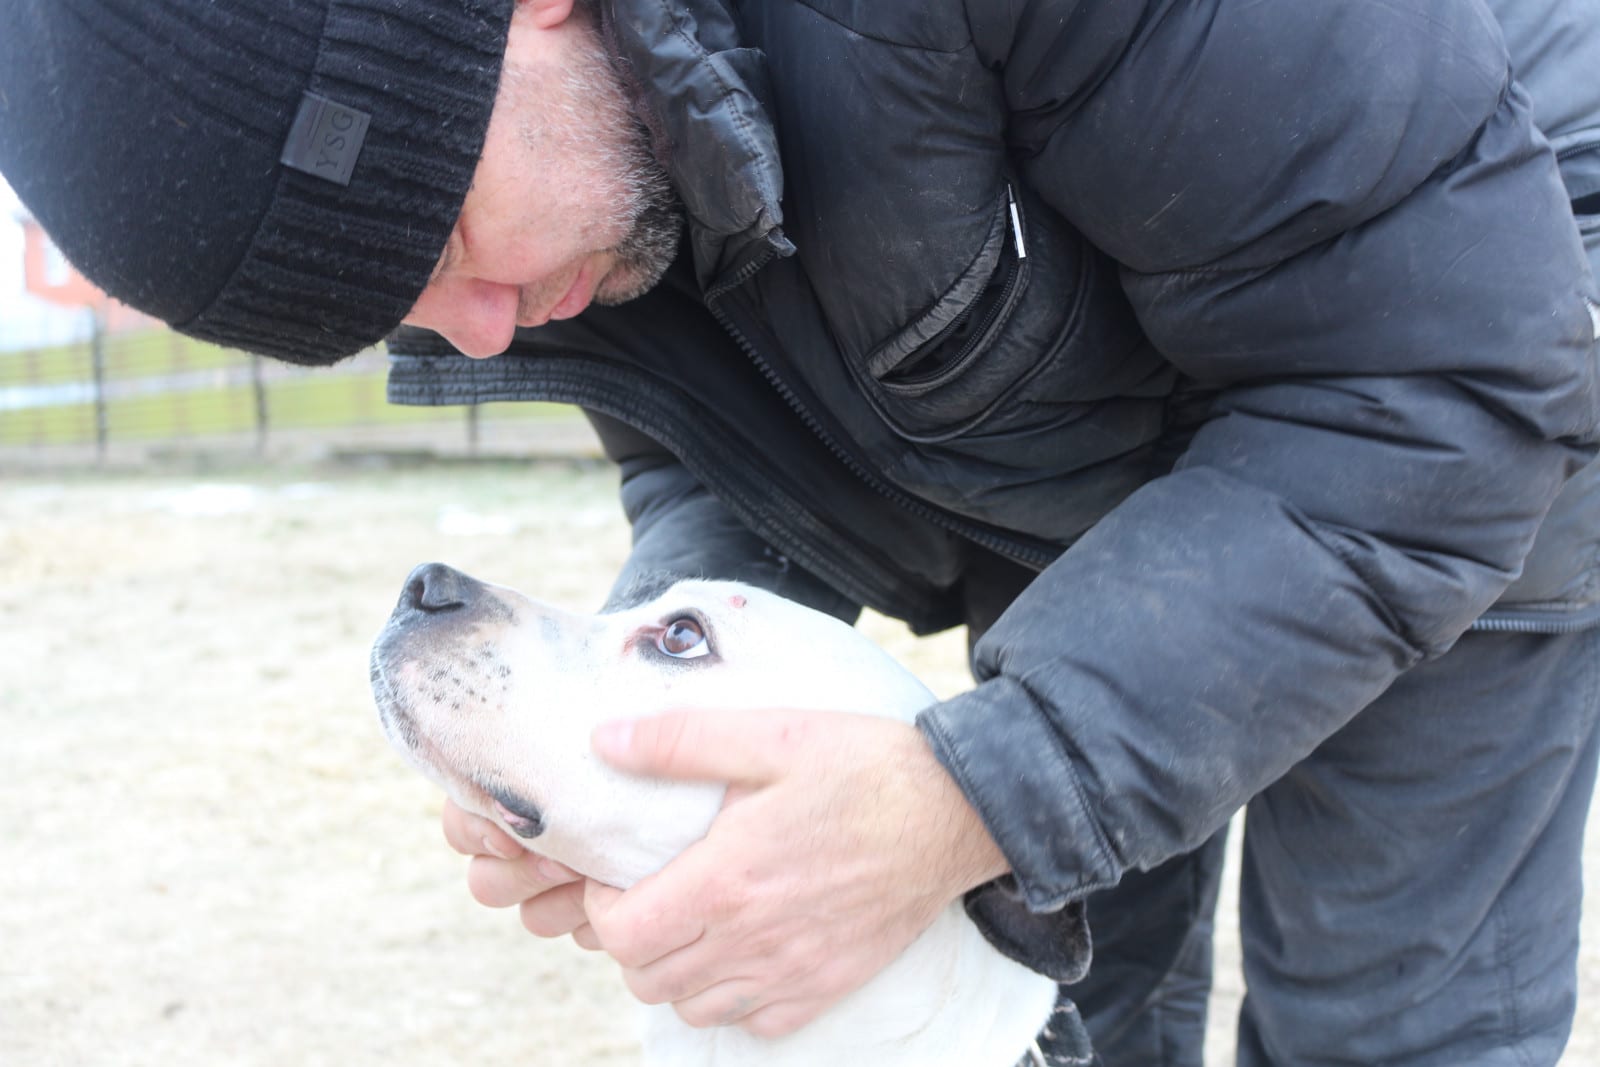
[402,278,519,358]
[400,562,480,614]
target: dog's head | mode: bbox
[369,563,935,887]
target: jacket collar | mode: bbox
[602,0,794,289]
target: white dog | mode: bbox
[370,562,1061,1067]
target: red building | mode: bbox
[20,215,157,333]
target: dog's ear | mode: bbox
[601,570,699,613]
[963,883,1092,984]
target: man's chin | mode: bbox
[594,270,662,307]
[594,242,679,306]
[594,204,683,307]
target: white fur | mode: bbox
[371,572,1057,1067]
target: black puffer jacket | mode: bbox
[389,0,1600,927]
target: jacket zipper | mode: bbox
[936,189,1026,381]
[1469,610,1600,634]
[704,246,1060,571]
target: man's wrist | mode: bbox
[900,724,1011,896]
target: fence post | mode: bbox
[251,354,268,456]
[466,402,480,455]
[89,307,107,463]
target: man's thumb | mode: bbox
[591,708,799,782]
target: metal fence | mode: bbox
[0,323,581,462]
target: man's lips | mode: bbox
[514,259,601,328]
[547,258,603,322]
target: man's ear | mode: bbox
[516,0,576,31]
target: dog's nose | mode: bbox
[401,562,475,614]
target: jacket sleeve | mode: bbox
[930,0,1600,910]
[586,410,862,621]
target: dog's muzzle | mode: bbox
[371,563,548,840]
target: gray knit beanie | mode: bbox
[0,0,514,365]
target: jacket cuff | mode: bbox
[918,678,1120,913]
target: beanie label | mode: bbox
[280,92,372,187]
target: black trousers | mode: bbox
[1058,626,1600,1066]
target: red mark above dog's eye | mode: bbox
[728,595,746,609]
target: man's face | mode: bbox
[402,2,682,358]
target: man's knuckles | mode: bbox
[592,913,676,970]
[570,922,603,952]
[621,962,705,1007]
[518,881,588,937]
[666,981,766,1030]
[587,885,711,968]
[741,999,820,1040]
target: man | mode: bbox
[5,0,1599,1062]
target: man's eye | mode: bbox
[658,617,711,659]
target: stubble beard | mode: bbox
[514,19,683,309]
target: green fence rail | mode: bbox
[0,326,569,457]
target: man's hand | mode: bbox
[577,708,1010,1038]
[439,798,597,947]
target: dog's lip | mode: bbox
[487,785,546,839]
[370,647,545,842]
[386,713,542,842]
[370,656,490,812]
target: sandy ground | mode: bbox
[1,454,1596,1065]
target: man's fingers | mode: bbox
[591,707,819,783]
[738,997,832,1040]
[570,923,602,952]
[441,797,524,859]
[657,977,825,1037]
[648,975,765,1028]
[585,871,706,969]
[518,880,589,938]
[466,852,581,909]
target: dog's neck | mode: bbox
[518,746,1060,1066]
[639,903,1058,1067]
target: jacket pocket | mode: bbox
[868,187,1029,394]
[857,184,1065,443]
[854,182,1161,447]
[1553,127,1600,259]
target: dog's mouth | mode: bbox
[368,653,423,754]
[370,648,548,842]
[488,787,546,839]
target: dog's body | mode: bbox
[370,563,1058,1067]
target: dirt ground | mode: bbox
[2,452,1596,1066]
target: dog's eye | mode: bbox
[658,617,711,659]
